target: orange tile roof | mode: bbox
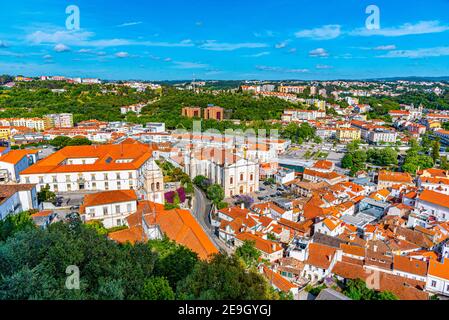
[127,201,219,260]
[81,190,137,210]
[21,143,153,174]
[378,170,413,184]
[0,149,39,165]
[313,160,333,170]
[108,226,144,244]
[393,255,428,277]
[235,232,283,254]
[340,244,365,257]
[31,210,53,218]
[262,265,298,293]
[306,242,337,269]
[418,189,449,208]
[428,259,449,280]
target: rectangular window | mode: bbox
[115,205,120,214]
[67,184,71,191]
[103,207,108,215]
[91,174,96,181]
[89,209,95,217]
[92,182,96,190]
[25,177,30,183]
[105,182,109,190]
[432,280,437,287]
[127,203,132,212]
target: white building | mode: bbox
[368,129,397,144]
[44,113,74,128]
[80,190,138,228]
[275,168,295,185]
[183,147,259,198]
[426,259,449,296]
[415,190,449,222]
[20,142,164,203]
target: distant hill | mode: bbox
[365,76,449,82]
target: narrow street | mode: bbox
[192,186,233,254]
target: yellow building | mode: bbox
[0,127,10,140]
[337,128,361,143]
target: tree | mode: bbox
[176,254,279,300]
[206,184,225,206]
[0,211,35,241]
[342,279,398,300]
[37,184,56,203]
[66,137,92,146]
[141,277,175,300]
[431,140,440,163]
[49,136,71,149]
[235,241,261,269]
[193,175,210,191]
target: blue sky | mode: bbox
[1,0,449,80]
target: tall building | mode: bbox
[44,113,74,128]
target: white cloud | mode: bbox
[309,48,329,57]
[43,54,52,59]
[28,30,93,44]
[115,51,129,58]
[295,24,341,40]
[117,21,143,27]
[378,46,449,58]
[350,20,449,37]
[316,64,333,69]
[254,30,276,38]
[173,61,209,69]
[25,29,194,48]
[54,44,70,52]
[256,65,309,73]
[245,51,270,58]
[373,45,397,51]
[199,40,268,51]
[275,41,288,49]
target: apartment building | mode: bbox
[0,118,48,131]
[281,109,326,122]
[20,142,164,203]
[368,128,398,145]
[336,128,361,143]
[279,85,306,94]
[44,113,74,128]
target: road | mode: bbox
[193,186,233,254]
